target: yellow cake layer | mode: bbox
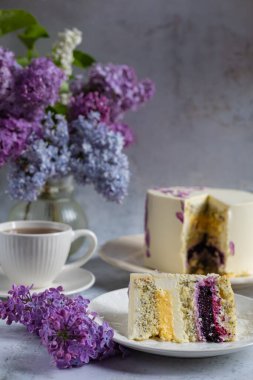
[156,289,174,341]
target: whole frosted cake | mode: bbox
[144,187,253,276]
[128,273,236,342]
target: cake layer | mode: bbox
[144,187,253,276]
[128,273,236,343]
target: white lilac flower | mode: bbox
[52,28,82,76]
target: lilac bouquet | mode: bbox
[0,284,125,369]
[0,10,155,203]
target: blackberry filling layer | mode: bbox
[187,234,225,274]
[197,285,221,342]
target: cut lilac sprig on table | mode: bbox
[0,284,125,369]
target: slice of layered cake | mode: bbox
[128,273,236,343]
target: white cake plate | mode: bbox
[99,234,253,290]
[90,288,253,358]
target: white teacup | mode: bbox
[0,220,97,288]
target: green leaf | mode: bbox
[0,9,37,37]
[48,103,68,116]
[16,56,30,67]
[18,24,49,50]
[73,49,95,69]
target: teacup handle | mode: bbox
[63,229,97,271]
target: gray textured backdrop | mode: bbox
[1,0,253,246]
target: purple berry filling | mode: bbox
[187,234,225,274]
[196,285,221,342]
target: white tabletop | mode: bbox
[1,257,253,380]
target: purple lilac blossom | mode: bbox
[0,57,65,122]
[69,92,110,123]
[0,285,124,369]
[15,57,65,107]
[0,47,19,102]
[7,112,70,201]
[87,63,155,121]
[40,305,119,368]
[0,285,88,334]
[70,74,85,95]
[0,118,36,167]
[69,114,129,203]
[1,98,45,122]
[69,92,135,148]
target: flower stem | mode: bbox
[24,202,32,220]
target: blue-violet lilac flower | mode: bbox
[109,123,134,148]
[7,112,70,200]
[69,115,129,202]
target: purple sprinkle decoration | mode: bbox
[176,211,184,223]
[144,196,151,257]
[145,229,150,247]
[176,201,185,223]
[229,241,235,256]
[155,186,206,199]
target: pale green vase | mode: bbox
[8,176,88,256]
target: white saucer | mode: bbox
[90,288,253,358]
[99,234,253,290]
[0,267,95,297]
